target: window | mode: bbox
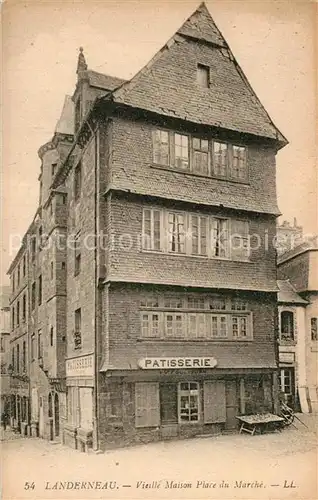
[31,334,35,361]
[165,313,184,337]
[12,306,15,329]
[16,300,20,326]
[188,297,205,309]
[164,297,183,309]
[280,369,294,396]
[38,275,42,305]
[51,163,57,178]
[140,297,159,308]
[12,273,15,292]
[231,299,248,311]
[188,313,207,338]
[153,130,169,165]
[232,316,248,338]
[22,294,26,321]
[167,212,185,253]
[17,265,20,286]
[74,308,82,349]
[211,218,228,258]
[16,344,20,373]
[38,226,43,250]
[22,341,26,372]
[50,261,54,280]
[37,329,43,359]
[31,236,36,263]
[232,145,247,180]
[31,282,36,310]
[209,297,226,310]
[173,134,189,170]
[192,138,209,175]
[142,209,161,251]
[74,162,82,201]
[50,327,54,346]
[190,215,207,255]
[213,142,228,177]
[142,208,249,262]
[197,64,210,88]
[210,315,227,338]
[179,382,199,422]
[61,261,66,270]
[11,348,15,371]
[74,234,81,276]
[311,318,318,341]
[280,311,294,341]
[23,255,26,277]
[141,313,160,338]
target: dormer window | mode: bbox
[197,64,210,88]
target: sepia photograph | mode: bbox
[1,0,317,499]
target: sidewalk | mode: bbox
[0,426,26,442]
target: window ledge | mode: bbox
[150,163,250,186]
[279,340,296,346]
[136,337,254,343]
[140,249,252,264]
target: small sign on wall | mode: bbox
[66,354,94,377]
[138,357,218,370]
[279,352,295,364]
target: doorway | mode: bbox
[160,383,178,438]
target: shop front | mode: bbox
[99,356,276,449]
[64,353,94,452]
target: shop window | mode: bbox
[178,382,199,423]
[280,311,294,341]
[311,318,318,341]
[160,383,178,424]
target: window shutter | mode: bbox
[135,382,160,428]
[230,220,249,261]
[204,380,226,423]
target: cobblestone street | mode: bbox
[2,414,317,500]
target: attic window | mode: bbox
[197,64,210,88]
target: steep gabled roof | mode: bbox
[108,2,287,145]
[177,2,226,46]
[55,95,74,135]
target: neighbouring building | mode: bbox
[277,279,308,412]
[278,236,318,413]
[0,286,11,415]
[7,3,288,450]
[276,219,303,255]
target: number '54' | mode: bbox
[24,482,35,490]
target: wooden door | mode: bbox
[225,380,239,430]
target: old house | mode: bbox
[7,3,288,450]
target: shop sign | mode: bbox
[279,352,295,364]
[138,357,217,370]
[66,354,94,377]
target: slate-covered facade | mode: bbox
[7,3,288,450]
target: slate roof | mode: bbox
[277,236,318,265]
[108,3,287,144]
[277,280,308,304]
[87,70,126,91]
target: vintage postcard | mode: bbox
[1,0,317,499]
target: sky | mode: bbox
[1,0,317,283]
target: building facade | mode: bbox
[278,238,318,413]
[7,3,288,450]
[0,286,11,415]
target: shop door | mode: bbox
[280,368,295,409]
[225,380,239,430]
[160,384,178,438]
